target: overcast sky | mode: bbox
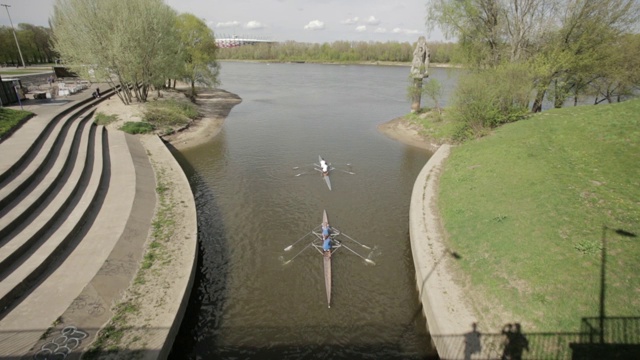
[0,0,446,43]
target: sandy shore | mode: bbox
[377,116,441,153]
[94,87,241,151]
[161,88,242,150]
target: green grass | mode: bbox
[0,108,33,138]
[406,108,466,144]
[119,121,154,134]
[94,112,119,126]
[142,99,198,135]
[438,99,640,332]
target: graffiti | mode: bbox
[34,326,88,360]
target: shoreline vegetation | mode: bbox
[218,58,463,69]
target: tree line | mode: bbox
[0,25,56,65]
[425,0,640,140]
[216,40,459,64]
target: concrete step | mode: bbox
[0,116,96,274]
[0,93,107,185]
[0,105,97,212]
[0,129,141,358]
[0,124,105,314]
[0,111,95,241]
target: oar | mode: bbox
[341,243,376,265]
[340,232,372,250]
[336,168,355,175]
[283,242,314,265]
[284,232,315,251]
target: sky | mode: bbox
[0,0,447,44]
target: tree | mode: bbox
[175,13,220,100]
[51,0,181,104]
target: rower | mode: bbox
[322,225,331,252]
[320,158,329,176]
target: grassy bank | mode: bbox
[0,108,33,138]
[438,99,640,332]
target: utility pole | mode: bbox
[1,4,26,68]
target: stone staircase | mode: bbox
[0,90,157,358]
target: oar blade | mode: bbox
[284,245,293,251]
[365,258,376,266]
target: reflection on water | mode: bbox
[169,62,446,359]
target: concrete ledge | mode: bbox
[140,135,198,359]
[409,144,478,359]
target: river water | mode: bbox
[168,62,460,359]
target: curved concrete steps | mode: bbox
[0,90,156,358]
[0,112,96,241]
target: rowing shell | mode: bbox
[318,155,332,190]
[283,209,375,308]
[322,210,332,308]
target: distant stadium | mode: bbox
[215,35,276,48]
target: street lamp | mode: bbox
[1,4,26,68]
[598,225,637,343]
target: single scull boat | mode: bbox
[316,156,332,190]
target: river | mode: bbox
[168,62,461,359]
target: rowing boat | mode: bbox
[283,210,376,308]
[318,155,332,190]
[321,210,332,307]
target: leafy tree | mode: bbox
[175,13,220,99]
[51,0,181,103]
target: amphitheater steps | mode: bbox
[0,92,154,358]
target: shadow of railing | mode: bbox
[432,317,640,360]
[433,330,580,360]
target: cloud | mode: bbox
[355,25,367,32]
[304,20,325,30]
[217,21,240,28]
[245,21,264,29]
[374,27,387,33]
[341,17,359,25]
[365,16,380,25]
[392,27,420,35]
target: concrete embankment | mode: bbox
[409,144,478,359]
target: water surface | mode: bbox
[169,62,460,359]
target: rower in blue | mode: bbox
[322,226,331,252]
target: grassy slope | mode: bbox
[438,99,640,332]
[0,108,33,137]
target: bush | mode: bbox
[450,64,532,140]
[120,121,155,134]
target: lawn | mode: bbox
[0,107,33,138]
[438,99,640,332]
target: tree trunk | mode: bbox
[411,78,422,112]
[532,88,545,113]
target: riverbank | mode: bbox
[377,116,441,153]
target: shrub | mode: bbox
[450,63,532,140]
[120,121,155,134]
